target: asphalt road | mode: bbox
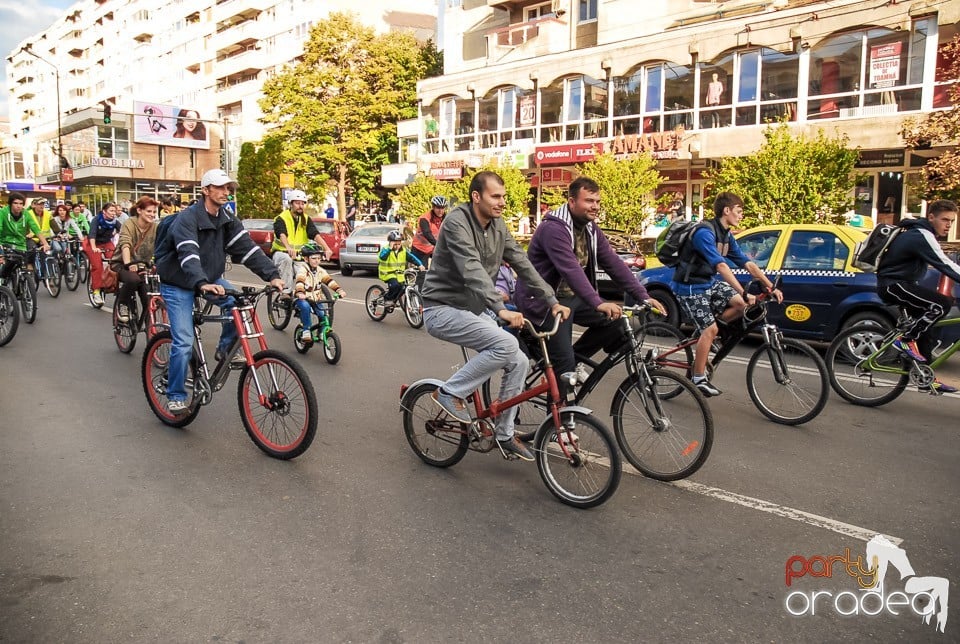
[1,264,957,643]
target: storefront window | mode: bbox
[478,91,498,148]
[583,75,608,139]
[540,81,563,142]
[422,102,440,153]
[663,63,694,129]
[613,67,642,117]
[644,64,662,113]
[699,54,733,128]
[934,23,959,109]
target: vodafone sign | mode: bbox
[534,142,605,166]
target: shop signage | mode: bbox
[534,143,605,166]
[869,42,902,89]
[856,149,905,168]
[86,158,146,169]
[61,168,74,182]
[518,95,536,128]
[430,160,464,180]
[610,131,682,159]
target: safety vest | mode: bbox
[27,209,52,239]
[379,247,409,282]
[411,211,442,255]
[271,209,310,253]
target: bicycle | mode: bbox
[112,267,169,354]
[0,248,38,324]
[57,235,82,292]
[400,314,622,509]
[365,268,424,329]
[825,314,960,406]
[650,276,829,425]
[86,247,117,309]
[292,292,342,364]
[0,279,19,347]
[141,285,318,460]
[508,304,713,481]
[265,253,336,331]
[30,246,62,298]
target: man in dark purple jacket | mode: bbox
[515,177,664,389]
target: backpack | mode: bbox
[851,223,904,272]
[655,220,707,267]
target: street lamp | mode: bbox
[20,44,64,187]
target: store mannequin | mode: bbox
[706,73,724,127]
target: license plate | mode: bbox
[357,244,379,253]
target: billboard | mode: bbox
[133,100,211,150]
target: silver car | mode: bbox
[338,223,408,276]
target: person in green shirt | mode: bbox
[0,192,50,282]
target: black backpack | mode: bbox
[655,220,713,267]
[852,223,904,272]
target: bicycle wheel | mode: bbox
[401,381,469,467]
[44,257,61,298]
[403,289,424,329]
[825,324,908,407]
[237,349,318,460]
[141,331,201,428]
[0,284,20,347]
[534,410,621,509]
[78,254,90,284]
[266,291,292,330]
[611,370,713,481]
[64,257,79,291]
[19,275,37,324]
[146,298,169,341]
[293,324,311,354]
[365,284,388,321]
[322,331,342,365]
[746,337,829,425]
[113,297,138,354]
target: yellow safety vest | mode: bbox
[27,209,52,239]
[270,209,310,253]
[379,248,408,282]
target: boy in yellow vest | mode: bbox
[378,230,423,305]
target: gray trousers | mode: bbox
[423,306,528,440]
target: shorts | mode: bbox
[676,281,738,333]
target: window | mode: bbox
[158,145,165,166]
[189,149,195,169]
[578,0,597,22]
[736,230,782,269]
[782,232,849,271]
[526,2,551,21]
[97,126,129,159]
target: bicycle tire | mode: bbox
[323,331,342,365]
[365,284,388,321]
[293,324,311,354]
[237,349,318,460]
[141,331,201,428]
[266,290,292,330]
[825,324,908,407]
[534,410,621,509]
[113,298,138,354]
[64,256,79,291]
[44,257,61,298]
[403,289,424,329]
[78,254,90,284]
[611,370,713,481]
[401,381,469,467]
[86,274,103,309]
[746,337,828,425]
[0,284,20,347]
[19,274,37,323]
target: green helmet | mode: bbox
[300,242,325,257]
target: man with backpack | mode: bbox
[876,200,960,392]
[669,192,782,397]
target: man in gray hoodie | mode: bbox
[421,171,568,461]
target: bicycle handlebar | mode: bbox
[521,312,563,339]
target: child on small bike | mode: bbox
[378,230,424,305]
[295,242,346,342]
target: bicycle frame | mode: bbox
[863,316,960,375]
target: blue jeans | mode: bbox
[295,298,328,330]
[160,278,236,403]
[423,306,527,440]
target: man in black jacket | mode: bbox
[155,169,284,414]
[877,199,960,392]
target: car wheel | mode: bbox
[647,287,681,328]
[341,265,353,277]
[842,311,894,333]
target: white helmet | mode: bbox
[288,189,308,203]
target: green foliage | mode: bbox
[450,165,532,232]
[706,123,860,227]
[259,12,433,218]
[393,175,453,224]
[420,39,444,79]
[235,138,284,219]
[541,186,567,211]
[574,152,662,235]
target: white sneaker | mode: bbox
[300,330,313,342]
[575,363,590,384]
[92,291,103,306]
[117,304,131,322]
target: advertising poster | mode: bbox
[133,100,211,150]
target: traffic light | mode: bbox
[103,104,112,124]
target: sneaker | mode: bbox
[921,379,958,394]
[300,329,313,342]
[892,336,926,362]
[215,349,247,368]
[117,303,131,323]
[497,435,535,461]
[92,291,103,306]
[575,363,590,384]
[431,389,473,424]
[693,377,722,397]
[167,399,189,415]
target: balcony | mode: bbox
[215,73,262,106]
[211,19,265,56]
[212,0,272,27]
[485,16,569,63]
[214,47,265,80]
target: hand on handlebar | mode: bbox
[766,287,784,304]
[498,308,525,329]
[645,297,667,317]
[550,302,571,322]
[597,302,622,320]
[269,278,285,292]
[200,282,226,297]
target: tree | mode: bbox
[259,12,434,220]
[235,138,284,219]
[706,123,860,227]
[900,36,960,202]
[450,165,533,232]
[573,152,662,235]
[393,174,452,224]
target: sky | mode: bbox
[0,0,75,121]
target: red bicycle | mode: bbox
[113,267,169,353]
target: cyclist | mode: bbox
[86,202,122,306]
[294,242,346,342]
[516,176,665,395]
[71,202,91,237]
[670,191,782,397]
[379,230,424,306]
[421,170,568,461]
[0,192,50,281]
[877,199,960,392]
[155,169,284,415]
[50,203,83,255]
[110,196,159,323]
[271,189,332,299]
[410,195,448,266]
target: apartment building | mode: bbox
[3,0,435,210]
[402,0,959,231]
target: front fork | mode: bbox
[761,324,790,384]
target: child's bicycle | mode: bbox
[400,314,622,509]
[825,313,960,406]
[292,292,342,364]
[365,268,424,329]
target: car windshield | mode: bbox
[243,220,273,231]
[352,225,395,238]
[313,221,335,234]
